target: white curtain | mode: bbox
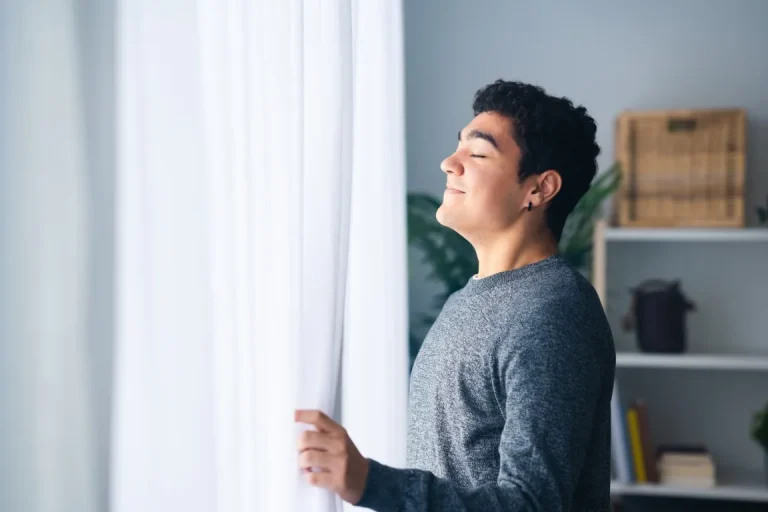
[113,1,407,511]
[0,1,97,511]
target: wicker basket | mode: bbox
[615,109,746,227]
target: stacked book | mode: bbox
[657,444,716,488]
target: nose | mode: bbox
[440,152,464,176]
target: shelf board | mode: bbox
[604,227,768,242]
[616,352,768,371]
[611,471,768,502]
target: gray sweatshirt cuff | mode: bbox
[356,458,407,510]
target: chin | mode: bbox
[436,205,467,233]
[436,204,451,227]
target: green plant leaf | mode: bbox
[751,401,768,451]
[559,163,622,264]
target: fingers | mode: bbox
[295,409,339,433]
[298,449,334,471]
[297,429,343,453]
[303,469,332,488]
[294,411,367,503]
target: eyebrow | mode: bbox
[458,129,500,151]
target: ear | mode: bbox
[528,170,562,208]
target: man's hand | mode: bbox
[295,409,370,505]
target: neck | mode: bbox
[471,224,559,279]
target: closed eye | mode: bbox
[470,154,486,159]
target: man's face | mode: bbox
[436,111,529,237]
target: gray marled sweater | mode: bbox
[357,255,615,511]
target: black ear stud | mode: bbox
[527,202,533,211]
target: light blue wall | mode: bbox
[0,2,115,510]
[404,0,768,339]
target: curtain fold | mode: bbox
[342,6,409,509]
[113,1,406,511]
[113,0,216,510]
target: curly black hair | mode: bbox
[472,80,600,241]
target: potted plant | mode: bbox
[407,162,622,365]
[751,401,768,483]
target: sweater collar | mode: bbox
[460,254,565,297]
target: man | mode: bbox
[295,80,616,511]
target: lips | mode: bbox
[445,186,465,193]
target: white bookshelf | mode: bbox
[610,470,768,503]
[593,221,768,503]
[604,227,768,243]
[617,353,768,371]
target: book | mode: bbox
[656,443,716,487]
[626,407,647,483]
[658,464,715,478]
[660,476,715,488]
[632,400,659,483]
[610,380,633,483]
[658,453,714,466]
[656,443,709,455]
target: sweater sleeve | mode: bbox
[356,313,604,511]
